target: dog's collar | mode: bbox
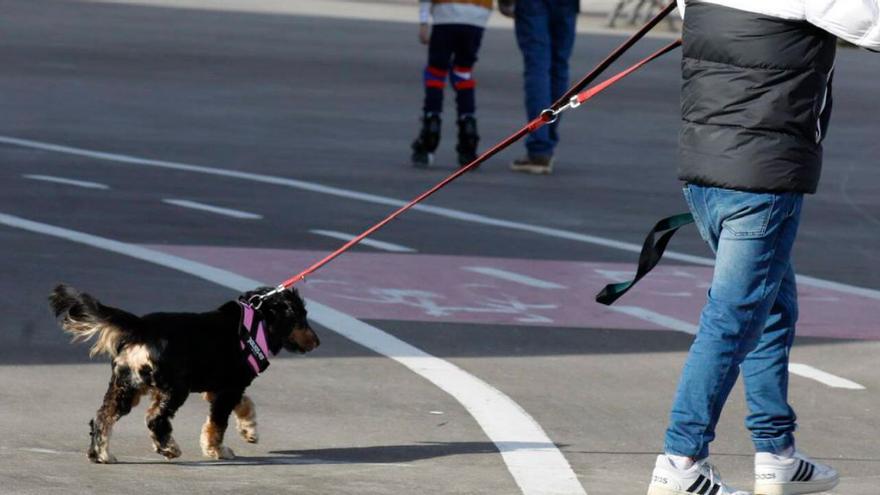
[237,300,273,376]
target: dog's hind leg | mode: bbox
[88,369,141,464]
[200,389,244,460]
[234,395,259,444]
[145,385,188,460]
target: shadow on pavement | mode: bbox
[110,441,553,466]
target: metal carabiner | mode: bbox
[539,108,559,125]
[247,283,285,310]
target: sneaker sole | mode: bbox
[646,484,694,495]
[754,474,839,495]
[509,163,553,175]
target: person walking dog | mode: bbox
[646,1,879,494]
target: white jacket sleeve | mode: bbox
[806,0,880,50]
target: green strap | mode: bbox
[595,212,695,306]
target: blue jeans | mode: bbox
[665,184,803,459]
[514,0,578,157]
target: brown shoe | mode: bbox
[510,155,554,175]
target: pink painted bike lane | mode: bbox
[149,245,880,340]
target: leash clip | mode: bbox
[540,96,580,125]
[247,283,285,310]
[539,108,559,124]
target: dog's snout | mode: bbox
[291,326,320,352]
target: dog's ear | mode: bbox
[283,288,307,317]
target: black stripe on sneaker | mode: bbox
[687,475,706,493]
[793,460,806,481]
[802,463,815,481]
[697,479,712,494]
[707,483,720,495]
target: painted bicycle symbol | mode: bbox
[306,280,558,324]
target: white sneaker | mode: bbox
[754,451,839,495]
[647,455,751,495]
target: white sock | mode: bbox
[667,453,695,470]
[776,445,795,458]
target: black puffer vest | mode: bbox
[678,2,837,193]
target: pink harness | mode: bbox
[237,301,272,375]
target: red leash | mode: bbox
[254,7,681,305]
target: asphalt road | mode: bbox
[0,1,877,494]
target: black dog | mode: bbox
[49,284,319,463]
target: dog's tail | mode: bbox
[49,284,143,358]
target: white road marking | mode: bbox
[22,174,109,190]
[464,266,566,289]
[788,363,866,390]
[310,229,415,253]
[610,305,866,390]
[19,448,66,455]
[162,199,262,220]
[609,305,698,335]
[2,135,876,302]
[0,211,587,495]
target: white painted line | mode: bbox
[19,448,66,455]
[0,211,586,495]
[609,305,698,335]
[610,305,866,390]
[788,363,866,390]
[22,174,109,190]
[163,199,262,220]
[309,229,415,253]
[3,135,878,301]
[463,266,567,290]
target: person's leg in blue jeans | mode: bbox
[515,0,553,158]
[664,184,803,459]
[547,1,577,152]
[743,263,799,453]
[514,0,576,159]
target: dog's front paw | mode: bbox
[237,424,259,444]
[94,452,117,464]
[156,438,182,460]
[203,445,235,460]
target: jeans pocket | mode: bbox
[719,191,777,239]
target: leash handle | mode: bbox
[595,212,694,305]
